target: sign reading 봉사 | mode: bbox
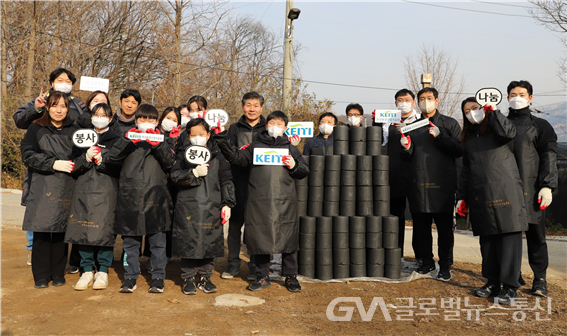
[285,122,314,138]
[185,145,211,165]
[72,129,99,148]
[253,148,289,166]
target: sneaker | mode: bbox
[531,278,548,297]
[149,278,165,293]
[437,268,451,282]
[417,264,435,275]
[74,271,94,291]
[197,276,217,293]
[474,282,501,298]
[518,274,526,287]
[221,265,240,279]
[119,278,137,293]
[247,263,256,281]
[52,276,66,287]
[182,277,197,295]
[247,276,271,291]
[146,259,153,274]
[93,272,109,290]
[34,279,49,289]
[496,286,518,305]
[66,265,79,274]
[27,251,32,266]
[285,275,301,292]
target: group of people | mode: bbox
[14,68,557,305]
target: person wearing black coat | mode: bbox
[215,111,309,293]
[20,92,81,289]
[506,80,558,297]
[220,92,267,281]
[108,89,141,135]
[302,112,337,156]
[170,118,236,295]
[108,104,176,294]
[400,87,462,280]
[65,103,121,291]
[456,97,528,305]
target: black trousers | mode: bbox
[180,258,215,279]
[255,253,298,277]
[32,232,67,281]
[525,212,548,279]
[68,243,81,267]
[479,232,522,289]
[143,231,173,259]
[390,197,407,256]
[411,213,454,269]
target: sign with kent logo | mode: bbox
[285,122,314,138]
[253,148,289,166]
[127,132,165,143]
[400,118,430,134]
[374,110,401,123]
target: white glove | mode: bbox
[428,121,440,138]
[53,160,74,173]
[400,132,411,149]
[221,206,231,225]
[85,146,100,162]
[538,187,552,210]
[282,155,296,169]
[393,122,405,132]
[289,135,300,146]
[93,152,102,165]
[192,164,208,178]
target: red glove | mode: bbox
[289,135,300,146]
[145,128,161,147]
[428,120,440,138]
[239,144,250,151]
[282,155,295,169]
[169,125,180,139]
[199,110,206,119]
[212,122,223,135]
[221,206,230,225]
[457,200,468,217]
[483,104,494,113]
[400,130,411,149]
[125,128,142,143]
[372,109,376,120]
[92,146,101,164]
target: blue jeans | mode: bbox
[26,231,33,251]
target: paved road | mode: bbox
[2,189,565,282]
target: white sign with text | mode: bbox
[253,148,289,166]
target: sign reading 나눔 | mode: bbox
[475,87,502,108]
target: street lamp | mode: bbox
[283,2,300,115]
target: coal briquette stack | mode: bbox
[315,216,333,280]
[295,157,308,216]
[382,215,399,249]
[365,216,384,277]
[366,126,383,156]
[366,248,385,277]
[339,155,357,217]
[349,127,366,156]
[298,216,316,278]
[365,216,382,249]
[307,156,325,217]
[349,216,366,277]
[333,126,349,155]
[385,248,402,279]
[323,156,341,217]
[332,216,350,278]
[373,186,390,216]
[372,155,389,171]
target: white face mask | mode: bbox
[53,82,73,94]
[161,119,178,132]
[189,112,202,119]
[180,116,190,128]
[466,109,485,124]
[319,123,334,135]
[91,116,110,129]
[347,116,361,127]
[509,96,529,110]
[419,100,436,114]
[137,122,156,133]
[267,126,284,138]
[396,102,413,114]
[190,136,208,146]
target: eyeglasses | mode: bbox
[347,113,362,117]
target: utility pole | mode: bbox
[282,1,300,115]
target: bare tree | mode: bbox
[404,44,466,118]
[528,0,567,86]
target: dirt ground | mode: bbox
[1,227,566,336]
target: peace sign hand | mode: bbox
[34,88,48,109]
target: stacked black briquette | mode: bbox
[296,125,402,280]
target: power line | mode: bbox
[469,0,532,9]
[401,0,532,18]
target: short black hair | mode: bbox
[417,87,439,99]
[242,91,264,106]
[178,104,188,111]
[120,89,142,104]
[90,103,113,118]
[395,89,415,100]
[346,103,363,116]
[186,118,210,134]
[134,104,159,120]
[319,112,338,125]
[49,68,77,84]
[188,95,208,111]
[158,106,181,128]
[267,110,288,126]
[507,80,533,96]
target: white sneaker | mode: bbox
[93,272,108,290]
[74,271,94,291]
[27,251,32,266]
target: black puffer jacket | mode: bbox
[170,139,236,259]
[507,107,558,224]
[108,133,176,236]
[400,111,463,213]
[457,110,528,236]
[387,114,421,198]
[216,130,309,254]
[65,128,121,246]
[20,121,80,232]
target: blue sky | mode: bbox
[229,0,565,117]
